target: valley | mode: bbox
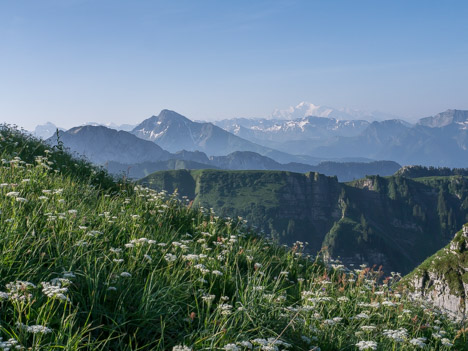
[139,169,468,275]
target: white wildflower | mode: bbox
[165,253,177,262]
[360,325,377,331]
[0,291,9,300]
[441,338,453,347]
[238,340,253,349]
[6,192,19,197]
[172,346,192,351]
[201,294,215,302]
[41,281,70,302]
[409,338,427,348]
[356,340,377,350]
[354,313,370,320]
[382,328,407,342]
[16,322,52,334]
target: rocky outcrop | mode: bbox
[406,225,468,320]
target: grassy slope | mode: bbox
[0,126,467,350]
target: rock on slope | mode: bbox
[406,224,468,319]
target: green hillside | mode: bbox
[0,126,467,350]
[139,170,468,275]
[106,159,217,179]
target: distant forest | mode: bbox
[396,165,468,178]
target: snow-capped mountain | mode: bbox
[212,102,406,155]
[214,116,370,143]
[130,109,304,163]
[214,109,468,167]
[270,101,400,121]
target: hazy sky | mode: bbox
[1,0,468,130]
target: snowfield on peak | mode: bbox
[270,101,401,121]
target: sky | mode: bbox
[1,0,468,130]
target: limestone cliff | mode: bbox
[406,224,468,320]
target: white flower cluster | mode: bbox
[16,322,52,334]
[409,337,427,348]
[0,337,23,350]
[41,280,70,302]
[165,253,177,262]
[355,340,377,350]
[6,281,36,302]
[382,328,408,342]
[172,346,191,351]
[250,337,292,350]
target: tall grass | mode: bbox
[0,125,466,350]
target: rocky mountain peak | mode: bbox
[417,109,468,128]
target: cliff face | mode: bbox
[189,170,343,253]
[139,170,468,275]
[406,225,468,319]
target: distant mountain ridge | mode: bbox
[45,107,468,172]
[418,109,468,128]
[215,109,468,167]
[33,121,137,140]
[46,123,400,181]
[213,116,371,144]
[48,125,171,164]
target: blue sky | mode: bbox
[1,0,468,130]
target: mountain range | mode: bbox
[131,109,309,164]
[214,109,468,167]
[42,106,468,176]
[48,124,400,181]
